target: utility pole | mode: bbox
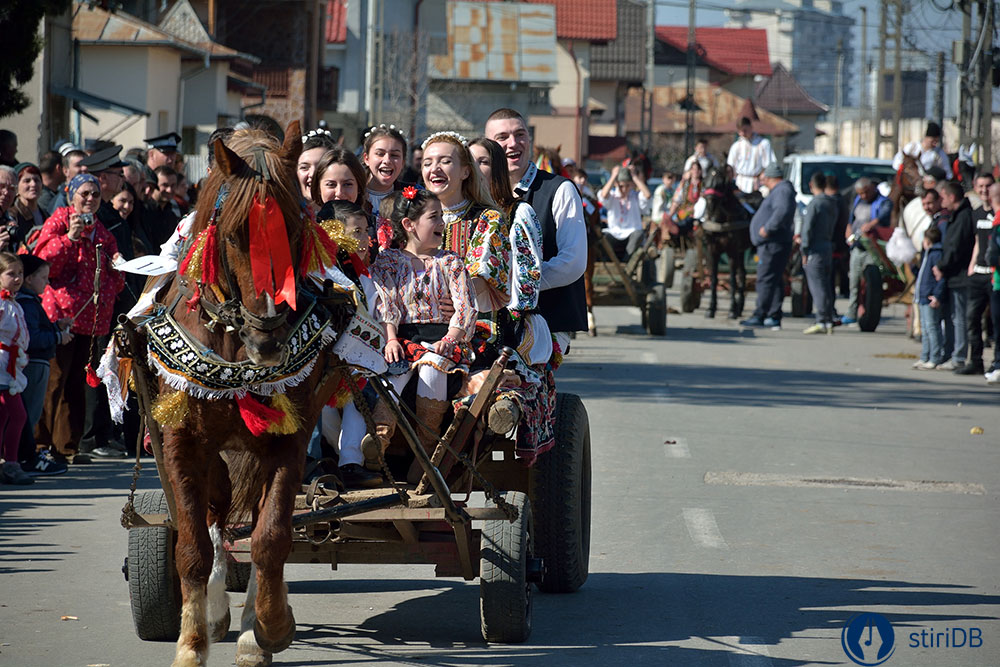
[644,0,655,150]
[958,0,972,145]
[834,39,844,154]
[977,0,993,168]
[874,0,903,159]
[934,51,945,132]
[859,6,867,156]
[684,0,696,156]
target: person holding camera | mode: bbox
[32,173,125,464]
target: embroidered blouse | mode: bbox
[0,292,29,393]
[507,202,542,312]
[369,248,477,336]
[441,202,512,312]
[34,206,126,336]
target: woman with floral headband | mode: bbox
[420,131,511,314]
[362,124,407,246]
[297,127,339,213]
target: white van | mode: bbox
[783,154,896,232]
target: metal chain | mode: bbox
[386,381,517,521]
[120,412,145,529]
[352,380,409,505]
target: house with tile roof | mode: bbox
[589,0,647,150]
[654,26,771,101]
[753,63,828,153]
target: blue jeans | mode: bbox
[803,250,833,324]
[949,286,968,364]
[918,303,944,365]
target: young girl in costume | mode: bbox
[369,188,477,478]
[297,127,339,209]
[361,125,406,246]
[0,253,32,484]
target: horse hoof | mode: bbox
[704,310,716,319]
[236,630,273,667]
[253,607,296,653]
[587,327,597,337]
[210,607,231,644]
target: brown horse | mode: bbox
[150,123,350,667]
[889,153,922,228]
[700,167,755,319]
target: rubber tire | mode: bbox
[529,393,591,594]
[646,284,667,336]
[226,560,252,593]
[662,246,676,288]
[680,249,701,313]
[790,277,812,318]
[480,491,533,644]
[640,258,656,288]
[858,263,883,332]
[127,490,181,641]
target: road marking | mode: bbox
[682,508,728,548]
[663,437,690,458]
[641,350,658,364]
[704,471,986,495]
[726,636,774,666]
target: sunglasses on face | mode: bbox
[77,190,100,199]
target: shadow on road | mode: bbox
[278,571,999,666]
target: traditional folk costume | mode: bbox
[727,134,776,194]
[0,289,29,471]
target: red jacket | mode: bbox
[34,206,125,336]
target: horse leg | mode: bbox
[206,453,233,644]
[251,443,303,654]
[164,435,213,667]
[730,244,747,318]
[585,241,597,336]
[236,563,272,667]
[705,241,719,318]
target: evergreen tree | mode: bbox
[0,0,73,118]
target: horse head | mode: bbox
[701,167,737,223]
[180,121,304,367]
[534,144,562,175]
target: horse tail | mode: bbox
[226,450,268,530]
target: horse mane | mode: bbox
[191,128,305,262]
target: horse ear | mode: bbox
[213,139,247,177]
[280,120,302,164]
[556,144,562,153]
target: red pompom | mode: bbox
[85,363,101,388]
[235,393,286,437]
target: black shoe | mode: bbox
[954,363,985,375]
[339,463,383,489]
[704,309,716,319]
[83,446,127,459]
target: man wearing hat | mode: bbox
[598,163,652,259]
[893,122,953,179]
[144,132,181,171]
[741,162,796,329]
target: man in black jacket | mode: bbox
[933,181,975,370]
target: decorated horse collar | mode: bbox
[146,298,336,401]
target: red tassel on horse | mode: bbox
[85,363,101,388]
[201,224,219,287]
[235,393,286,437]
[249,194,297,310]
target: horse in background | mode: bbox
[534,144,567,177]
[699,167,755,319]
[149,123,351,667]
[889,153,922,228]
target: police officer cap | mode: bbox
[79,144,128,173]
[55,140,82,157]
[144,132,182,152]
[925,122,942,139]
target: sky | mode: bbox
[653,0,976,111]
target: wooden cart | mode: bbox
[590,230,668,336]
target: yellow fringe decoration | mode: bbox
[265,393,301,435]
[318,218,361,254]
[152,391,189,428]
[181,229,210,283]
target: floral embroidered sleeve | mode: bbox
[443,253,477,335]
[508,202,543,312]
[369,249,403,327]
[465,207,512,311]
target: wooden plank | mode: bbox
[392,519,420,543]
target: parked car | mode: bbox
[783,154,896,233]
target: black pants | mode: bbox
[990,289,1000,371]
[966,273,992,368]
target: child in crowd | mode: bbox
[914,226,947,370]
[0,253,32,485]
[15,255,70,475]
[369,188,477,482]
[361,125,406,246]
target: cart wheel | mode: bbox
[226,560,252,593]
[640,257,657,288]
[858,264,883,332]
[646,284,667,336]
[680,249,701,313]
[127,490,181,641]
[481,491,533,643]
[529,393,591,594]
[790,277,812,318]
[661,247,676,288]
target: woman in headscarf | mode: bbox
[33,173,125,463]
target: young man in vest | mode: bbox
[484,108,588,355]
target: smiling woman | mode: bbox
[10,163,48,249]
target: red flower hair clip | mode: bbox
[402,185,418,200]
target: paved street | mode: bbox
[2,294,999,667]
